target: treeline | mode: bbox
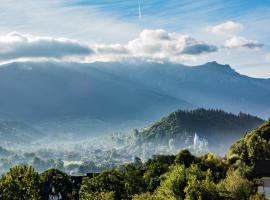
[0,151,266,200]
[0,119,270,200]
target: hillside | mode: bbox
[228,119,270,164]
[136,109,264,154]
[0,121,42,146]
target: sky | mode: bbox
[0,0,269,78]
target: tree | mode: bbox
[228,120,270,166]
[184,169,221,200]
[175,150,196,167]
[199,153,228,181]
[119,164,146,198]
[40,168,76,200]
[143,155,175,192]
[80,169,126,200]
[218,168,254,200]
[156,165,187,200]
[0,166,40,200]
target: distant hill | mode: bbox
[0,121,42,146]
[0,146,11,157]
[136,109,264,154]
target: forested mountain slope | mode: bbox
[136,109,264,154]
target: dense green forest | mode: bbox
[139,108,264,144]
[0,119,270,199]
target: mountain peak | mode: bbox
[205,61,230,68]
[198,61,237,75]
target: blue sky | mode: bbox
[0,0,269,77]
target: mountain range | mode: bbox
[0,61,269,136]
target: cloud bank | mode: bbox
[92,29,218,62]
[0,32,93,61]
[0,30,218,63]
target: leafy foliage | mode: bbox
[80,191,115,200]
[142,155,175,192]
[218,168,254,200]
[184,169,220,200]
[80,169,127,199]
[0,166,40,200]
[228,120,270,167]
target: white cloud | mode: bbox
[224,36,263,49]
[207,21,243,36]
[91,29,218,63]
[0,32,93,61]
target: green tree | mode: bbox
[199,153,228,181]
[228,120,270,166]
[218,168,254,200]
[143,155,175,192]
[184,169,221,200]
[40,168,76,200]
[80,169,126,200]
[156,165,187,200]
[119,164,146,198]
[175,150,196,167]
[0,166,40,200]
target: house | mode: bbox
[253,160,270,198]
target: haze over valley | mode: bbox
[0,58,270,175]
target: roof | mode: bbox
[253,160,270,177]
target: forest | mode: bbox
[0,119,269,200]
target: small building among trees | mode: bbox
[253,160,270,198]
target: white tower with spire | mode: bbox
[193,132,199,146]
